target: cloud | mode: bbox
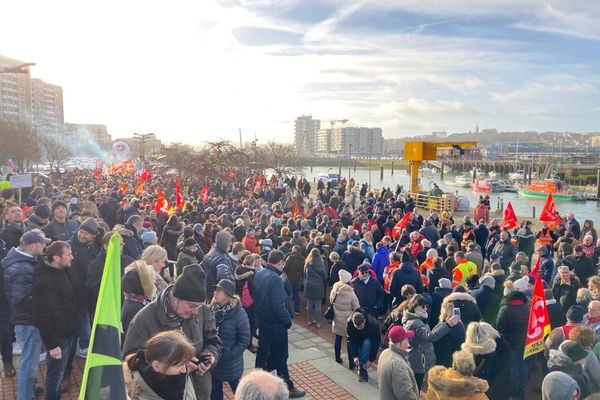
[233,26,303,45]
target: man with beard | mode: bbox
[42,201,79,242]
[0,203,26,249]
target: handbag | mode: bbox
[323,290,338,321]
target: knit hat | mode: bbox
[34,204,51,219]
[387,325,414,343]
[79,218,99,236]
[566,305,586,323]
[51,200,67,213]
[259,238,272,247]
[193,223,203,233]
[141,231,157,244]
[479,275,496,289]
[559,340,588,362]
[438,278,452,289]
[338,269,352,284]
[542,371,579,400]
[358,263,370,273]
[401,251,412,263]
[25,197,36,207]
[513,277,529,292]
[183,238,197,248]
[214,279,236,298]
[172,264,206,303]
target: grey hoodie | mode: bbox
[542,371,579,400]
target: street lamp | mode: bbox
[348,142,352,181]
[134,133,154,165]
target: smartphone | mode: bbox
[452,307,461,318]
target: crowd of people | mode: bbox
[0,167,599,400]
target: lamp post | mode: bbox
[134,133,154,165]
[348,142,352,181]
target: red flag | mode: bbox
[134,182,144,195]
[175,178,184,209]
[530,257,541,276]
[198,184,209,204]
[293,202,301,217]
[501,202,518,229]
[154,190,171,215]
[539,194,562,224]
[121,182,127,193]
[523,274,551,359]
[93,168,101,185]
[7,159,18,172]
[138,169,152,183]
[392,212,412,239]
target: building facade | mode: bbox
[331,127,383,156]
[294,115,320,154]
[31,78,64,138]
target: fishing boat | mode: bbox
[516,179,586,201]
[509,170,538,181]
[499,180,518,193]
[446,175,472,188]
[472,178,505,193]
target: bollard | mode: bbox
[310,163,313,173]
[440,162,444,180]
[532,206,536,219]
[380,165,384,180]
[391,161,394,175]
[596,169,600,199]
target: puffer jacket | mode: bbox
[42,217,79,242]
[330,282,359,337]
[402,310,451,374]
[2,247,40,325]
[283,252,305,286]
[359,239,375,262]
[547,349,590,399]
[211,301,250,382]
[496,291,529,351]
[370,246,389,283]
[201,231,235,300]
[304,260,327,300]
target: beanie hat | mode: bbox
[34,204,52,219]
[541,371,579,400]
[193,223,203,233]
[79,218,99,236]
[439,278,452,289]
[479,275,496,289]
[183,237,197,247]
[566,305,586,323]
[513,277,529,292]
[141,231,157,244]
[172,264,206,303]
[338,269,352,284]
[25,197,36,207]
[52,200,67,213]
[559,340,588,362]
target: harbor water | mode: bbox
[302,167,600,225]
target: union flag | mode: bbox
[539,194,562,225]
[501,201,518,229]
[523,274,551,359]
[154,190,171,215]
[199,184,209,204]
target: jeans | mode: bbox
[291,284,301,313]
[0,304,13,364]
[255,322,294,390]
[357,338,371,368]
[306,298,322,324]
[211,376,239,400]
[44,336,75,400]
[15,325,42,400]
[334,335,354,368]
[64,314,90,378]
[510,351,529,396]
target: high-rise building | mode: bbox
[64,123,112,154]
[294,115,320,154]
[31,78,64,138]
[0,55,33,126]
[331,127,383,156]
[316,128,332,153]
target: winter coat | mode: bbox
[547,349,590,399]
[121,261,156,336]
[490,269,506,298]
[493,239,516,271]
[378,346,420,400]
[24,214,47,231]
[283,252,304,286]
[370,246,389,283]
[67,234,100,314]
[330,282,359,337]
[402,310,451,374]
[0,221,25,249]
[581,348,600,394]
[470,285,501,326]
[328,260,348,287]
[346,308,380,362]
[425,365,489,400]
[86,250,134,316]
[433,321,465,367]
[123,362,197,400]
[496,291,529,351]
[211,302,250,382]
[2,247,39,325]
[176,250,197,278]
[303,260,327,300]
[516,227,536,260]
[159,222,183,261]
[351,276,384,317]
[32,259,78,350]
[430,287,452,328]
[552,275,581,313]
[252,264,292,328]
[234,265,255,301]
[241,235,258,254]
[462,336,512,400]
[466,249,484,274]
[123,224,144,260]
[359,239,374,262]
[539,253,555,285]
[562,254,595,285]
[546,299,566,329]
[341,247,365,275]
[427,266,452,294]
[201,233,235,301]
[420,225,441,248]
[442,292,482,328]
[42,218,78,242]
[390,262,423,307]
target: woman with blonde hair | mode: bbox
[121,260,157,336]
[304,248,328,327]
[124,330,197,400]
[426,350,489,400]
[142,245,169,293]
[461,322,512,400]
[209,279,250,399]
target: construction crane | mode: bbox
[404,141,477,193]
[326,119,349,128]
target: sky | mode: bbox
[2,0,600,145]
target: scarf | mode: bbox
[210,302,233,328]
[160,286,184,325]
[136,351,187,400]
[124,292,153,306]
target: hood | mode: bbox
[427,366,489,397]
[215,230,232,252]
[113,225,133,238]
[123,262,156,298]
[1,247,38,270]
[461,338,496,355]
[547,349,575,369]
[376,246,389,256]
[399,262,417,273]
[234,265,255,281]
[443,292,477,305]
[542,371,581,400]
[333,281,354,293]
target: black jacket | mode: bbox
[351,276,384,317]
[86,250,134,316]
[430,287,452,328]
[346,308,381,362]
[122,224,143,261]
[42,218,79,242]
[0,222,25,249]
[390,262,424,307]
[496,291,529,351]
[2,247,40,325]
[470,285,501,326]
[546,300,566,329]
[33,259,78,349]
[67,234,100,314]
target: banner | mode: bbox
[154,190,171,215]
[199,184,209,204]
[539,193,562,226]
[501,201,518,229]
[79,233,127,399]
[523,274,551,359]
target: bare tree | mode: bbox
[0,120,43,171]
[258,141,303,176]
[41,136,71,172]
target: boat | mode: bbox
[509,170,539,181]
[516,179,586,201]
[446,175,472,188]
[472,178,505,193]
[488,171,498,178]
[499,180,518,193]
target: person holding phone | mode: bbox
[433,302,465,367]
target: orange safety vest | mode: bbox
[383,261,400,292]
[419,258,434,286]
[536,230,553,247]
[452,259,477,287]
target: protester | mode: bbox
[234,370,289,400]
[330,269,359,367]
[121,260,157,336]
[352,263,384,317]
[425,350,489,400]
[547,340,590,398]
[377,325,419,400]
[347,309,381,383]
[303,248,328,328]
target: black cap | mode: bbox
[183,238,197,247]
[34,204,51,219]
[559,340,588,362]
[51,200,67,213]
[172,264,206,303]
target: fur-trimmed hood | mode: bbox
[490,269,505,277]
[427,366,489,398]
[113,224,134,238]
[234,265,255,281]
[443,292,477,305]
[461,338,496,355]
[123,261,156,298]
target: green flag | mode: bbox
[79,233,127,400]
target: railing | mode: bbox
[409,192,456,213]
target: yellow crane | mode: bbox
[404,141,477,193]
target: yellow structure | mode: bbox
[404,141,477,193]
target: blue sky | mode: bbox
[1,0,599,144]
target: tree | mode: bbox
[0,120,43,171]
[258,141,303,176]
[41,136,71,172]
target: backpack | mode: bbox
[241,280,254,308]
